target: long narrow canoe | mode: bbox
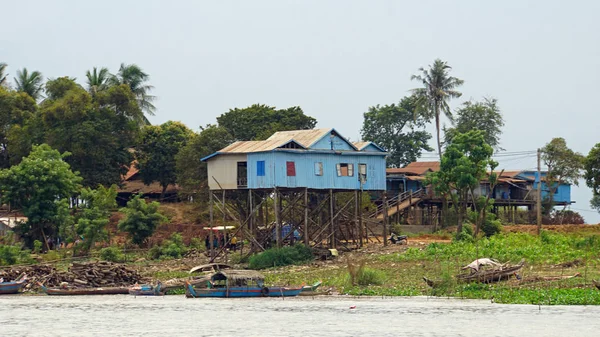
[185,281,303,298]
[40,284,129,295]
[456,260,525,284]
[129,282,163,296]
[0,274,27,295]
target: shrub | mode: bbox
[356,267,385,286]
[248,244,313,270]
[481,218,503,237]
[454,223,474,242]
[99,246,124,262]
[0,244,32,266]
[148,233,188,260]
[33,240,43,254]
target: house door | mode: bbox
[286,161,296,187]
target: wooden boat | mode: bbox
[129,281,163,296]
[189,263,232,274]
[298,280,328,296]
[185,270,303,298]
[0,274,27,294]
[39,283,129,295]
[456,259,525,284]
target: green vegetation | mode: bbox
[99,246,125,263]
[0,244,32,265]
[118,194,167,246]
[249,244,313,270]
[148,233,188,260]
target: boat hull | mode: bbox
[185,285,303,298]
[42,287,129,295]
[0,281,26,294]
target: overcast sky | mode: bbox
[2,1,599,222]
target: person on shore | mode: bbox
[231,236,238,252]
[204,235,210,250]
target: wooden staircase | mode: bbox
[370,189,425,220]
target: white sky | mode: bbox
[2,0,599,222]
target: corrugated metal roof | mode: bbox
[217,139,304,153]
[386,161,440,175]
[267,128,331,148]
[353,141,370,150]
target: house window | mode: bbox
[257,161,265,176]
[358,163,367,182]
[314,162,323,176]
[286,161,296,176]
[336,163,354,177]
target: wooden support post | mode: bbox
[223,190,227,263]
[248,190,253,253]
[358,189,364,247]
[209,190,214,260]
[354,190,359,248]
[383,192,388,246]
[274,188,281,248]
[304,188,309,246]
[329,189,335,249]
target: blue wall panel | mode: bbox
[247,151,386,190]
[311,134,355,151]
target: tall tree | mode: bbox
[136,121,193,198]
[14,68,44,101]
[0,63,8,87]
[444,97,504,151]
[216,104,317,141]
[541,138,584,213]
[425,130,493,237]
[41,77,140,187]
[85,67,111,96]
[360,96,433,167]
[175,125,235,197]
[0,144,82,247]
[411,59,464,160]
[74,185,118,253]
[0,87,37,168]
[584,143,600,213]
[110,63,155,123]
[118,194,166,246]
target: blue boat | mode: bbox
[0,274,27,295]
[129,281,163,296]
[185,270,303,298]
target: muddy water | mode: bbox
[1,295,599,337]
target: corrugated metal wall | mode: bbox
[247,151,386,190]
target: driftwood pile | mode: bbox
[0,261,143,291]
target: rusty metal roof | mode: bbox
[386,161,440,175]
[266,128,332,148]
[217,139,305,154]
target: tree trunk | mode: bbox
[160,184,167,201]
[435,113,442,161]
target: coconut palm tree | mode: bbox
[14,68,44,100]
[411,59,464,160]
[0,63,8,87]
[110,63,155,123]
[86,67,111,95]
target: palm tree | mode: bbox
[411,59,464,160]
[14,68,44,100]
[110,63,156,123]
[0,63,8,87]
[86,67,111,95]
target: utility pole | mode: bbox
[537,148,542,235]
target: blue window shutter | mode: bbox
[257,161,265,176]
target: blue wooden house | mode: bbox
[201,128,387,191]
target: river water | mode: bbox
[1,295,598,337]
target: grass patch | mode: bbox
[249,244,313,270]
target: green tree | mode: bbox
[0,144,82,247]
[75,185,118,253]
[110,63,155,123]
[216,104,317,141]
[411,59,464,160]
[85,67,111,96]
[118,194,166,246]
[14,68,44,101]
[360,96,433,167]
[40,77,139,187]
[444,98,504,151]
[136,121,193,199]
[541,138,584,214]
[584,143,600,213]
[0,87,37,168]
[425,130,493,237]
[175,125,235,197]
[0,63,8,87]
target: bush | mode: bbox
[356,267,385,286]
[481,218,503,237]
[99,246,124,262]
[454,223,474,242]
[0,244,32,266]
[148,233,188,260]
[248,244,313,270]
[33,240,43,254]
